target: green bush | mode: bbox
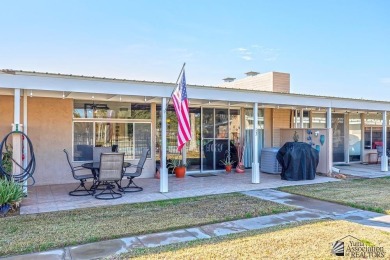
[1,144,13,174]
[0,179,24,207]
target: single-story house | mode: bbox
[0,69,389,193]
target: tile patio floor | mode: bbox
[335,163,390,178]
[20,172,338,215]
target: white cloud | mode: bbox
[233,44,280,62]
[241,56,253,61]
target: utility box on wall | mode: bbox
[280,128,332,174]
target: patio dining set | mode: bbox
[63,147,149,200]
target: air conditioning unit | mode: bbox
[260,147,282,174]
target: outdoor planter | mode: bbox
[225,165,232,173]
[0,204,11,216]
[235,164,245,173]
[174,166,186,178]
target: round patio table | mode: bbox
[82,162,131,179]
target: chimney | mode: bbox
[245,71,259,77]
[223,77,236,83]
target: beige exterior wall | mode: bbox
[218,72,290,93]
[0,95,14,138]
[272,72,290,93]
[263,108,273,148]
[280,128,332,174]
[27,97,75,185]
[1,96,156,185]
[272,109,291,147]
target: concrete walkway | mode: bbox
[6,189,390,260]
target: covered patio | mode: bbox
[20,172,337,214]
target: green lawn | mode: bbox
[279,177,390,214]
[0,192,294,257]
[115,220,390,259]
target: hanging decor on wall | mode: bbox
[320,135,325,146]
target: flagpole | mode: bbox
[165,62,186,111]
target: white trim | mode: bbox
[72,121,152,162]
[160,98,168,193]
[23,91,28,191]
[3,72,390,111]
[381,111,388,171]
[252,102,260,183]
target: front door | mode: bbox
[332,113,345,162]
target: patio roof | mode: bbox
[1,69,390,111]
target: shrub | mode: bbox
[0,179,24,208]
[1,144,13,175]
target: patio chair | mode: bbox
[63,149,94,196]
[119,148,149,193]
[94,153,125,200]
[93,147,113,162]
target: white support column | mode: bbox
[300,108,304,128]
[12,89,22,178]
[294,110,298,128]
[182,144,187,166]
[252,102,260,183]
[381,111,388,172]
[327,107,332,129]
[327,107,333,174]
[23,91,28,192]
[160,98,169,192]
[14,89,21,127]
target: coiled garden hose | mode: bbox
[0,131,36,185]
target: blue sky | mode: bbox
[0,1,389,100]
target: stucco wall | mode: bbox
[28,97,156,185]
[272,109,291,147]
[264,108,273,148]
[27,97,75,185]
[218,72,290,93]
[0,95,14,138]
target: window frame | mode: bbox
[72,118,152,162]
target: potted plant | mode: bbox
[0,179,24,216]
[167,158,187,178]
[220,158,235,173]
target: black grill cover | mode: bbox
[276,142,319,181]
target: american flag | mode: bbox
[172,70,191,151]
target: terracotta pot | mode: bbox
[174,166,186,178]
[225,165,232,173]
[235,165,245,173]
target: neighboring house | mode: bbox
[1,69,389,192]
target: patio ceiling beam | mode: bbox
[145,96,157,102]
[106,94,117,100]
[2,72,390,111]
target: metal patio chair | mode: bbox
[119,148,149,193]
[93,147,113,162]
[94,153,125,200]
[64,149,94,196]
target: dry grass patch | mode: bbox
[0,192,294,257]
[121,220,390,259]
[279,177,390,214]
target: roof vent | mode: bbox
[223,77,236,82]
[245,71,259,77]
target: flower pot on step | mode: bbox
[225,165,232,173]
[174,166,186,178]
